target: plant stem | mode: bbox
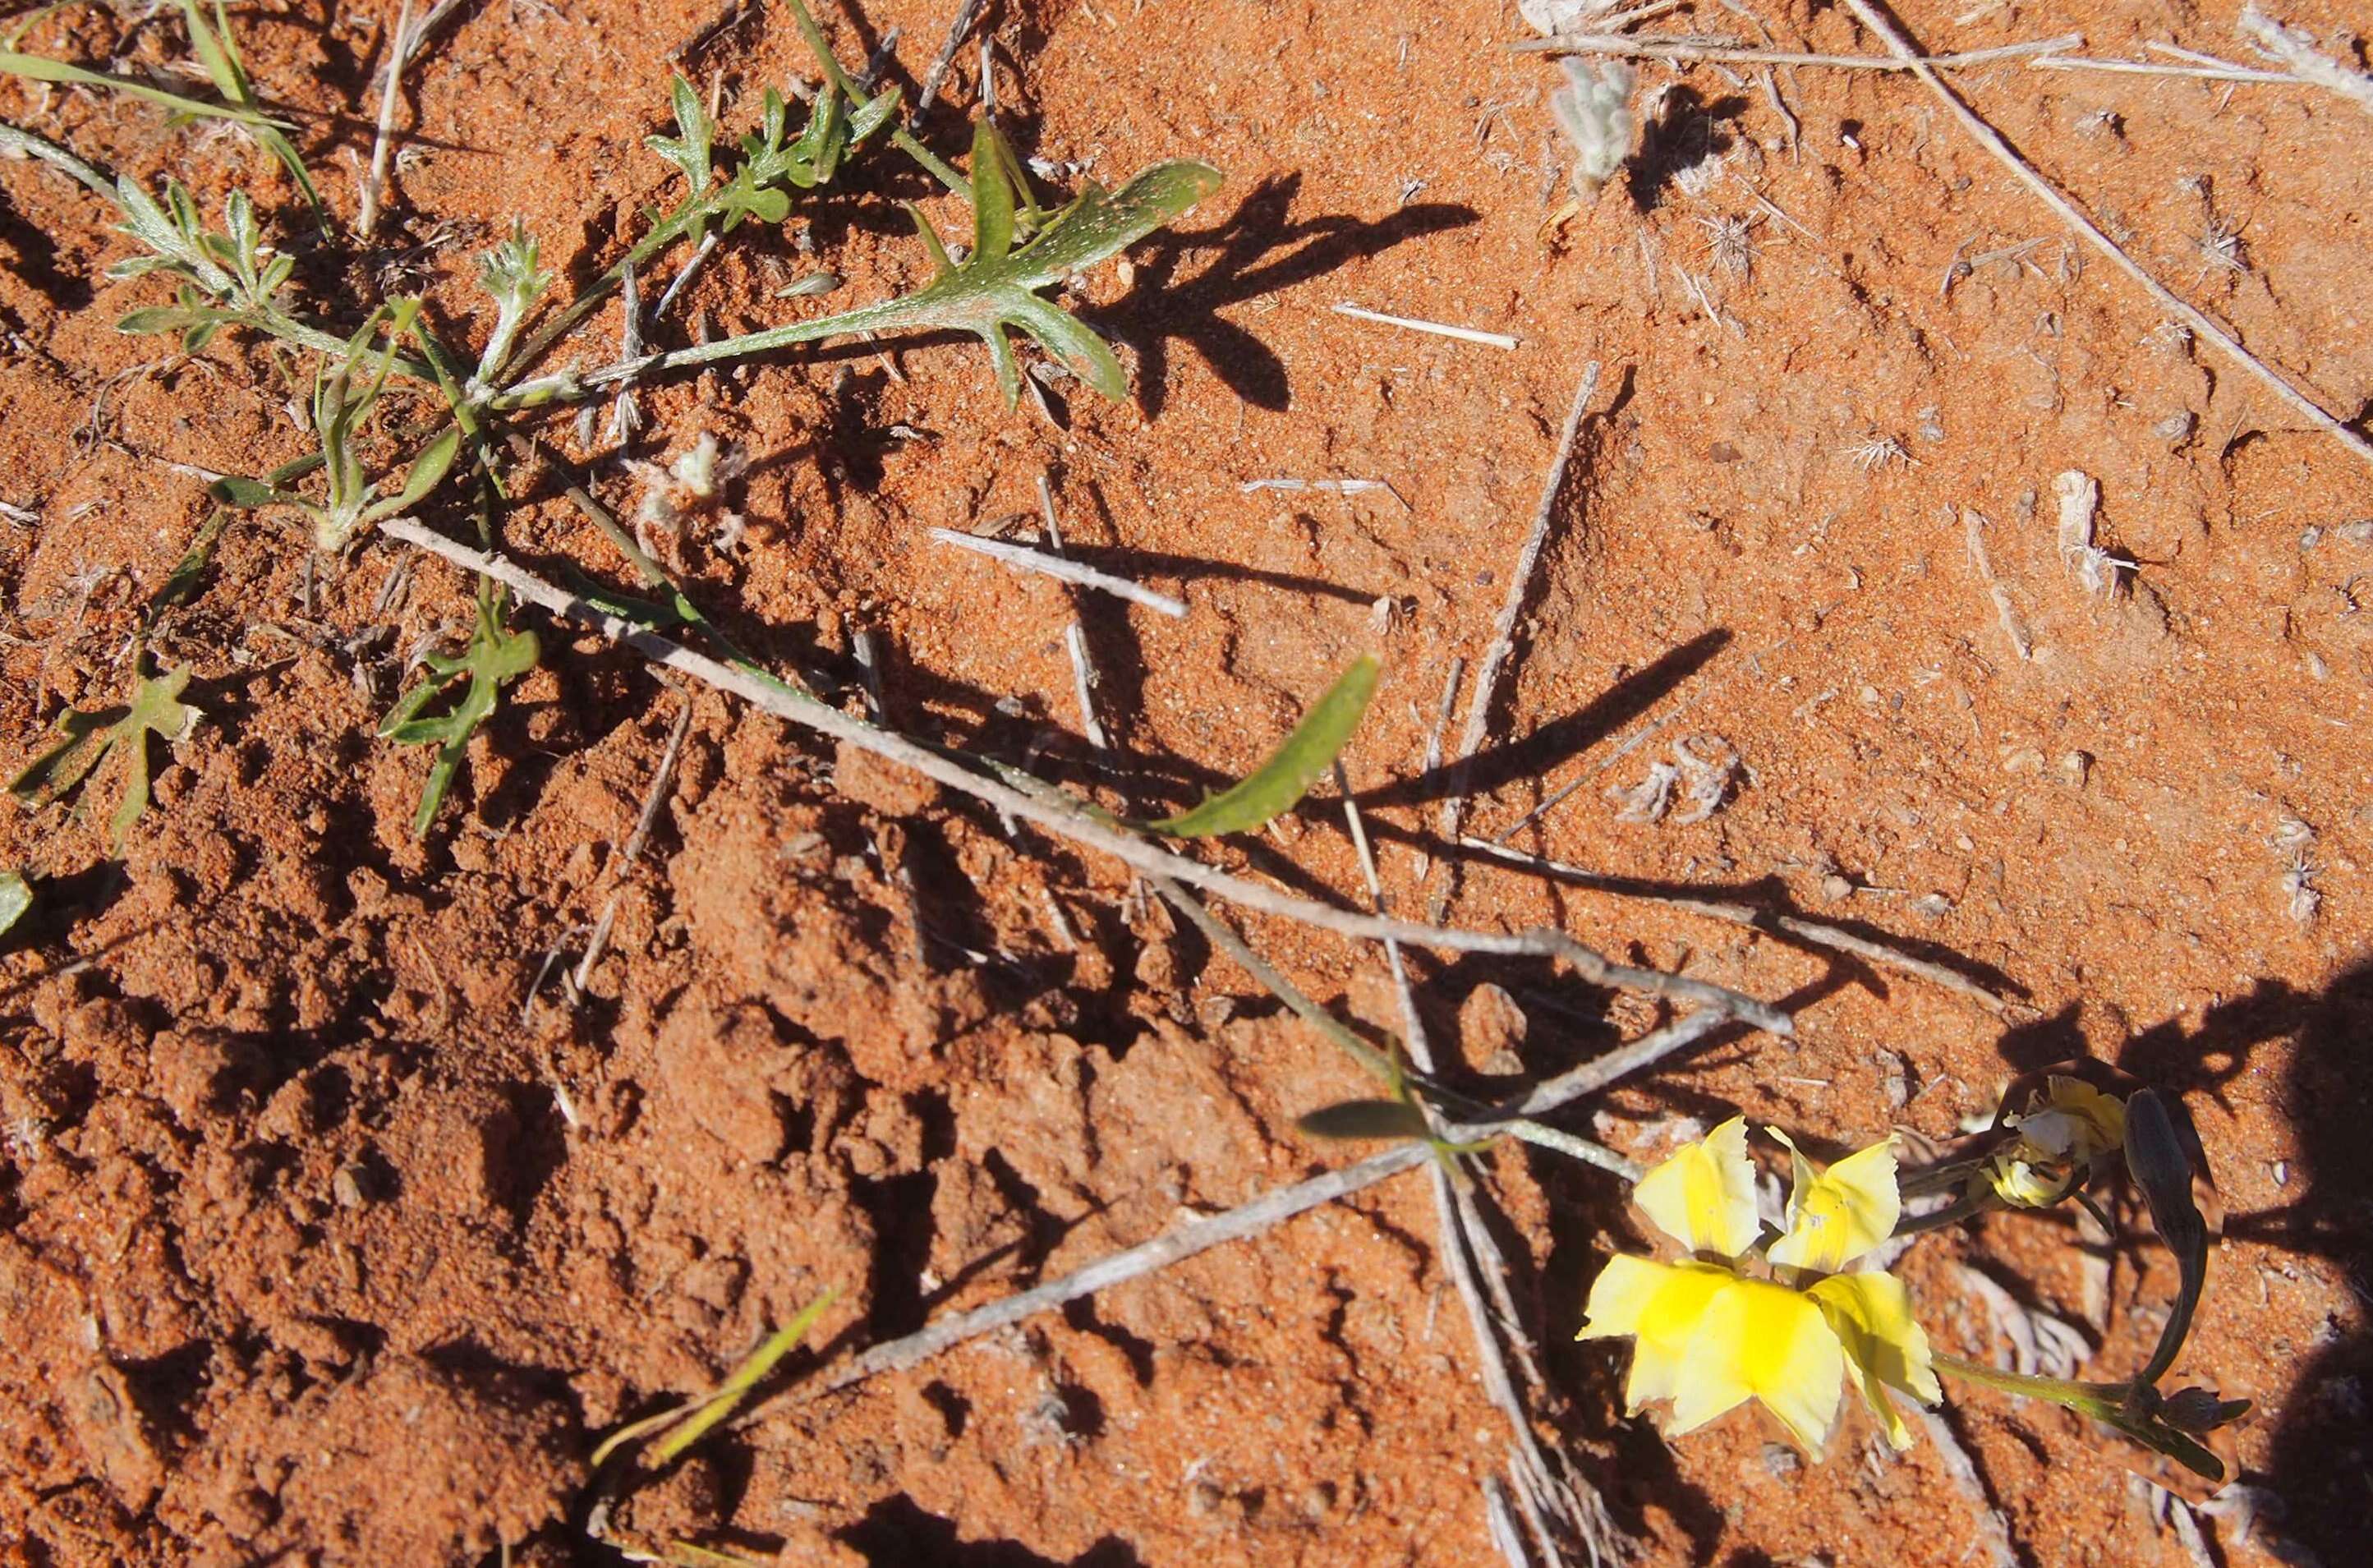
[1933,1353,2121,1414]
[780,0,972,198]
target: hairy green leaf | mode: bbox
[0,49,281,126]
[1144,655,1379,838]
[9,665,199,852]
[590,125,1222,407]
[379,602,539,835]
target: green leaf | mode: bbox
[632,133,1221,407]
[2125,1089,2209,1387]
[379,603,539,836]
[144,508,229,630]
[1295,1099,1431,1143]
[1144,655,1380,838]
[968,117,1015,264]
[361,425,463,525]
[9,665,199,853]
[0,870,29,938]
[589,1290,838,1470]
[0,48,282,126]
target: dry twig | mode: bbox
[1433,362,1604,915]
[1841,0,2373,476]
[1458,836,2016,1016]
[928,526,1188,618]
[380,519,1794,1035]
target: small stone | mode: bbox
[1820,873,1856,904]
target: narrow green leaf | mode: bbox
[1145,655,1380,838]
[1295,1099,1430,1143]
[208,474,301,509]
[968,117,1014,264]
[0,870,29,937]
[0,49,281,126]
[144,508,230,629]
[10,706,124,809]
[590,1290,839,1470]
[362,425,462,524]
[652,1290,838,1463]
[2125,1089,2208,1387]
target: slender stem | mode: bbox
[1934,1354,2120,1413]
[781,0,972,197]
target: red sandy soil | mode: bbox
[3,1,2370,1565]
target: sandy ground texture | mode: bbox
[3,0,2371,1564]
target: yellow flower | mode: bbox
[1765,1129,1901,1274]
[1580,1116,1938,1454]
[1982,1077,2127,1209]
[2008,1075,2125,1162]
[1631,1113,1760,1257]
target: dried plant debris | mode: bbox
[2053,470,2129,599]
[628,430,751,557]
[2240,3,2373,118]
[2270,813,2321,925]
[1610,736,1738,825]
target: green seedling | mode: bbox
[502,118,1223,410]
[472,225,551,388]
[589,1289,838,1469]
[485,73,895,387]
[0,870,30,937]
[9,663,199,853]
[1145,655,1378,836]
[111,182,292,351]
[378,593,540,836]
[209,301,460,551]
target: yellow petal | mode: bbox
[1633,1115,1760,1258]
[1670,1277,1843,1454]
[1767,1133,1902,1274]
[2040,1076,2126,1158]
[1579,1255,1734,1412]
[1810,1271,1941,1451]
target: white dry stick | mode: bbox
[356,0,416,241]
[568,688,696,1002]
[1342,775,1577,1568]
[1433,363,1604,915]
[374,0,470,86]
[1038,473,1110,747]
[1334,301,1521,350]
[2240,4,2373,117]
[1842,0,2373,476]
[929,526,1189,618]
[380,520,1795,1034]
[917,0,991,111]
[2029,52,2297,85]
[1962,507,2034,661]
[1240,477,1399,499]
[795,1003,1743,1398]
[1064,623,1107,748]
[610,266,645,448]
[1511,31,2083,71]
[1459,835,2017,1016]
[1915,1404,2021,1568]
[654,231,721,320]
